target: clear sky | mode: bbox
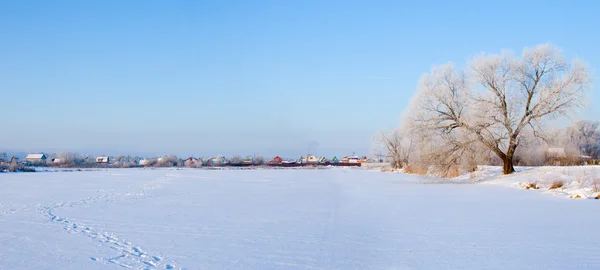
[1,0,598,158]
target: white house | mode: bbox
[96,157,110,163]
[341,155,360,163]
[26,154,47,162]
[306,155,318,163]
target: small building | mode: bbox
[26,154,47,163]
[332,156,339,163]
[211,156,228,165]
[270,156,283,164]
[242,156,254,165]
[96,157,110,163]
[184,157,198,167]
[341,155,360,163]
[306,155,318,164]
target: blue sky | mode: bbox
[1,0,598,158]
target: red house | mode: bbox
[270,156,283,164]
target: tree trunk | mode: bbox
[503,148,516,174]
[503,155,515,174]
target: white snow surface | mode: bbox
[464,165,600,199]
[1,168,600,269]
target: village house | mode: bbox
[341,155,360,163]
[96,156,110,164]
[184,157,198,167]
[270,156,283,164]
[211,156,228,165]
[26,154,47,163]
[306,155,318,164]
[242,156,254,165]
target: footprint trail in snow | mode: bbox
[38,176,179,269]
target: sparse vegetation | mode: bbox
[548,180,565,190]
[403,164,428,175]
[524,182,540,190]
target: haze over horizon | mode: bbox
[2,0,599,157]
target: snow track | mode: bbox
[36,175,180,269]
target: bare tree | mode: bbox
[409,44,590,174]
[378,130,412,169]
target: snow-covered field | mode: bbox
[1,168,599,269]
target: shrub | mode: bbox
[524,182,540,190]
[444,167,460,178]
[380,167,395,173]
[548,180,565,190]
[403,164,428,175]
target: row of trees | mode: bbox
[378,43,593,176]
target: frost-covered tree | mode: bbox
[156,155,178,167]
[229,156,243,165]
[512,129,547,166]
[56,152,83,166]
[253,156,265,165]
[566,120,600,159]
[378,130,413,169]
[408,44,590,174]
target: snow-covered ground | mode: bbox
[462,165,600,199]
[1,168,599,269]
